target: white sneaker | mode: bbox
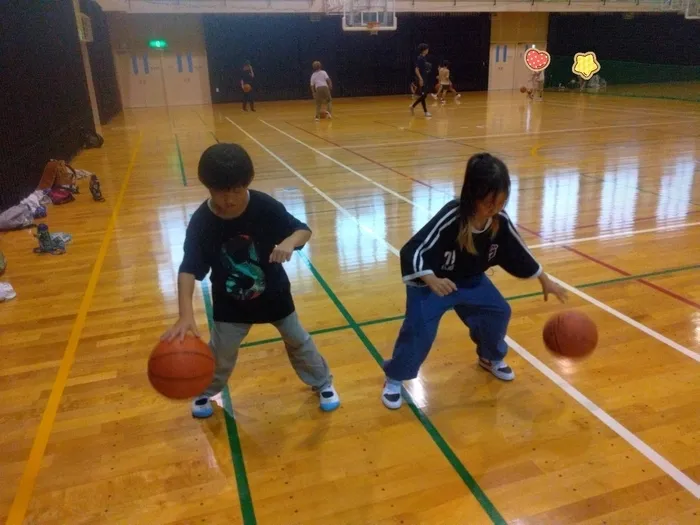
[425,112,432,118]
[381,380,403,409]
[456,93,461,98]
[326,113,332,120]
[478,358,515,381]
[319,384,340,412]
[0,282,16,302]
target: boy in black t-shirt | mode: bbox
[162,143,340,418]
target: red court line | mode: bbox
[282,121,700,236]
[373,120,504,156]
[573,210,700,230]
[516,223,700,310]
[282,120,450,194]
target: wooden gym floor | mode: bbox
[1,90,699,524]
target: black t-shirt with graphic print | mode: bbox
[179,190,310,324]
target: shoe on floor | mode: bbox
[319,384,340,412]
[191,396,214,418]
[381,379,402,410]
[478,357,515,381]
[0,282,16,302]
[425,112,432,118]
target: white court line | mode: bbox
[545,100,700,119]
[528,221,700,249]
[260,119,429,211]
[224,116,399,257]
[548,277,700,362]
[316,118,697,151]
[264,118,700,363]
[506,335,700,498]
[228,117,700,498]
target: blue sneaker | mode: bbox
[191,396,213,418]
[319,385,340,412]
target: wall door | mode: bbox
[488,44,515,90]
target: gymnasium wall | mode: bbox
[488,12,549,90]
[0,1,94,212]
[203,13,491,102]
[546,13,700,87]
[81,0,122,124]
[107,14,212,108]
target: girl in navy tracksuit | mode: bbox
[382,153,567,409]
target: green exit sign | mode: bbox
[148,40,168,49]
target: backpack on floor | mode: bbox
[49,188,75,205]
[38,160,78,193]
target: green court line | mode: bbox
[175,133,187,187]
[177,135,255,523]
[202,282,257,525]
[235,262,700,351]
[296,250,507,525]
[572,90,700,104]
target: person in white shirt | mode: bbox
[310,61,333,121]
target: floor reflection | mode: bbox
[656,155,695,222]
[540,170,580,239]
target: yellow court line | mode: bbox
[6,133,143,525]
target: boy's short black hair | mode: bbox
[198,143,254,190]
[417,43,429,53]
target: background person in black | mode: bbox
[161,143,340,418]
[240,60,255,112]
[410,43,432,118]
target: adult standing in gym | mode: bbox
[410,43,432,118]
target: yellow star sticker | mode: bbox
[572,52,601,81]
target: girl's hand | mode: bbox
[421,274,457,297]
[539,273,568,303]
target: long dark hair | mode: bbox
[458,153,511,254]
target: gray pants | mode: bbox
[203,312,332,397]
[314,86,332,118]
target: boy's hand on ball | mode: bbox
[162,316,200,342]
[539,274,568,304]
[270,239,295,263]
[422,274,457,297]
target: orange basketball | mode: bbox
[520,86,527,93]
[543,310,598,358]
[243,83,252,93]
[148,335,215,399]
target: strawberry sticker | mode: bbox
[524,47,550,72]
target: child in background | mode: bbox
[433,60,460,103]
[310,61,333,121]
[241,61,255,112]
[162,143,340,417]
[381,153,567,410]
